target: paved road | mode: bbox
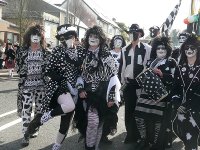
[0,77,190,150]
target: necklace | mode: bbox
[188,63,194,67]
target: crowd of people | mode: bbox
[11,22,200,150]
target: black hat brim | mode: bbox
[56,31,77,40]
[125,29,144,37]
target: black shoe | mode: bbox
[100,136,113,145]
[21,136,29,147]
[26,114,42,136]
[30,127,39,138]
[30,130,39,138]
[85,144,95,150]
[134,139,149,150]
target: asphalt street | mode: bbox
[0,76,192,150]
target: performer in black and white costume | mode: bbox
[172,31,190,62]
[15,25,49,146]
[99,35,126,144]
[149,26,160,45]
[134,36,176,150]
[110,35,126,69]
[78,26,121,150]
[118,23,151,143]
[172,34,200,150]
[25,24,86,150]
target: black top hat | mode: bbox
[55,24,77,40]
[149,26,160,38]
[126,24,144,37]
[149,26,160,31]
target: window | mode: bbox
[7,33,13,43]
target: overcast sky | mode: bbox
[47,0,196,32]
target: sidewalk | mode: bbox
[0,69,18,78]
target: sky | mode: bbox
[47,0,196,33]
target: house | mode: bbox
[2,0,121,46]
[2,0,67,46]
[58,0,121,39]
[0,0,19,44]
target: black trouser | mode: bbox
[123,83,140,142]
[0,59,3,69]
[102,104,119,137]
[173,111,199,150]
[59,111,74,135]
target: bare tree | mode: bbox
[116,22,129,42]
[3,0,42,45]
[17,0,43,45]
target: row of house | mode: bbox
[0,0,121,47]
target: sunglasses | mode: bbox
[156,45,166,50]
[59,35,74,42]
[184,45,197,51]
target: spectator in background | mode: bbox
[13,42,20,54]
[4,41,15,77]
[0,44,3,69]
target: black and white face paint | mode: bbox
[89,34,100,46]
[31,34,41,43]
[65,38,75,48]
[179,35,187,44]
[129,31,139,42]
[156,45,167,59]
[114,39,123,48]
[185,45,197,58]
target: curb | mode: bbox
[0,73,19,78]
[0,69,18,78]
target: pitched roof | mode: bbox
[0,0,7,6]
[83,0,120,28]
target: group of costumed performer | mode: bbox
[74,25,121,150]
[172,34,200,150]
[24,24,86,150]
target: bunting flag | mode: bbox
[161,0,182,37]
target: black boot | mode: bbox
[85,143,95,150]
[21,134,30,147]
[85,145,95,150]
[25,114,43,137]
[30,127,39,138]
[134,139,149,150]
